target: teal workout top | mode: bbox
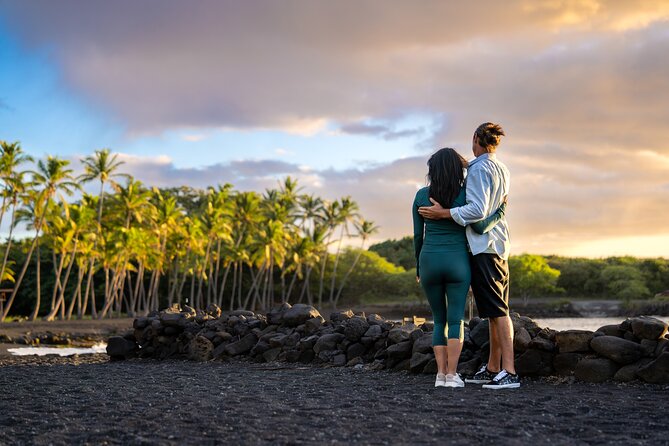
[412,186,506,272]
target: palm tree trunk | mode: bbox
[0,199,18,287]
[51,252,64,311]
[333,247,365,308]
[29,239,42,321]
[47,242,78,321]
[329,225,345,303]
[1,214,45,321]
[67,267,84,320]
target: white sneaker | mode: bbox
[435,373,447,387]
[443,373,465,388]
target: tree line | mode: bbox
[370,237,669,300]
[0,141,380,321]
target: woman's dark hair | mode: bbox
[427,148,467,208]
[475,122,505,151]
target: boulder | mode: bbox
[205,304,222,318]
[596,324,624,338]
[655,339,669,356]
[515,349,554,376]
[267,303,291,325]
[613,358,654,382]
[386,341,413,359]
[412,334,433,355]
[188,335,214,362]
[332,354,347,366]
[410,352,433,373]
[387,327,411,344]
[106,336,137,359]
[330,309,354,323]
[366,313,385,325]
[630,316,668,340]
[263,347,281,362]
[575,358,619,383]
[346,342,367,361]
[528,336,556,352]
[224,333,258,356]
[422,358,438,374]
[314,333,345,353]
[304,316,324,334]
[556,330,594,353]
[591,336,644,364]
[640,339,657,357]
[513,328,531,352]
[343,316,370,341]
[282,304,321,327]
[457,357,482,377]
[133,317,149,329]
[469,319,489,348]
[553,353,584,376]
[363,325,383,340]
[636,352,669,384]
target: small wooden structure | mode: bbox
[402,315,426,326]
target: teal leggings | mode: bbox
[419,249,471,346]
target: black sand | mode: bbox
[1,355,668,445]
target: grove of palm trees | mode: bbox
[0,140,400,322]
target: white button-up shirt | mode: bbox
[450,152,511,260]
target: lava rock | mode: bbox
[343,316,370,341]
[346,342,367,361]
[106,336,137,359]
[314,333,345,353]
[387,328,411,344]
[224,333,258,356]
[457,357,482,377]
[410,352,432,373]
[636,352,669,383]
[330,309,354,323]
[422,358,438,374]
[591,336,644,365]
[513,328,531,352]
[596,324,623,338]
[575,358,619,383]
[556,330,594,353]
[188,335,213,361]
[469,319,489,348]
[553,353,584,376]
[630,316,668,340]
[515,349,554,376]
[332,354,347,366]
[304,316,324,334]
[263,347,281,362]
[613,358,654,382]
[363,325,383,340]
[640,339,657,357]
[282,304,321,327]
[528,336,556,352]
[386,341,413,359]
[412,334,433,355]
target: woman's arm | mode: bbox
[470,201,506,234]
[412,195,424,278]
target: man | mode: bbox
[418,122,519,389]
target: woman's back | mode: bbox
[413,186,467,252]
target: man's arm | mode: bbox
[450,167,492,227]
[417,197,451,220]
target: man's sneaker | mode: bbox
[443,373,465,388]
[435,373,447,387]
[465,363,498,384]
[482,370,521,389]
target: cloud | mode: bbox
[339,121,425,141]
[181,133,207,142]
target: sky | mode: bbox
[0,0,668,258]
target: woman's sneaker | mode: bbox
[465,363,498,384]
[443,373,465,388]
[435,373,447,387]
[482,370,521,389]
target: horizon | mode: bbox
[1,1,668,258]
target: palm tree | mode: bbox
[328,197,360,304]
[333,218,379,307]
[1,156,79,321]
[79,148,127,318]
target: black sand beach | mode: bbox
[1,354,668,446]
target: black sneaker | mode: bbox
[465,363,498,384]
[482,370,521,389]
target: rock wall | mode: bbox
[106,303,669,384]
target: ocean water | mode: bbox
[532,316,668,332]
[8,343,107,357]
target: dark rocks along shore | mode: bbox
[107,303,669,384]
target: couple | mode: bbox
[412,122,519,389]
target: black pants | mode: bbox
[470,253,510,318]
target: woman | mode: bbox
[412,148,505,388]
